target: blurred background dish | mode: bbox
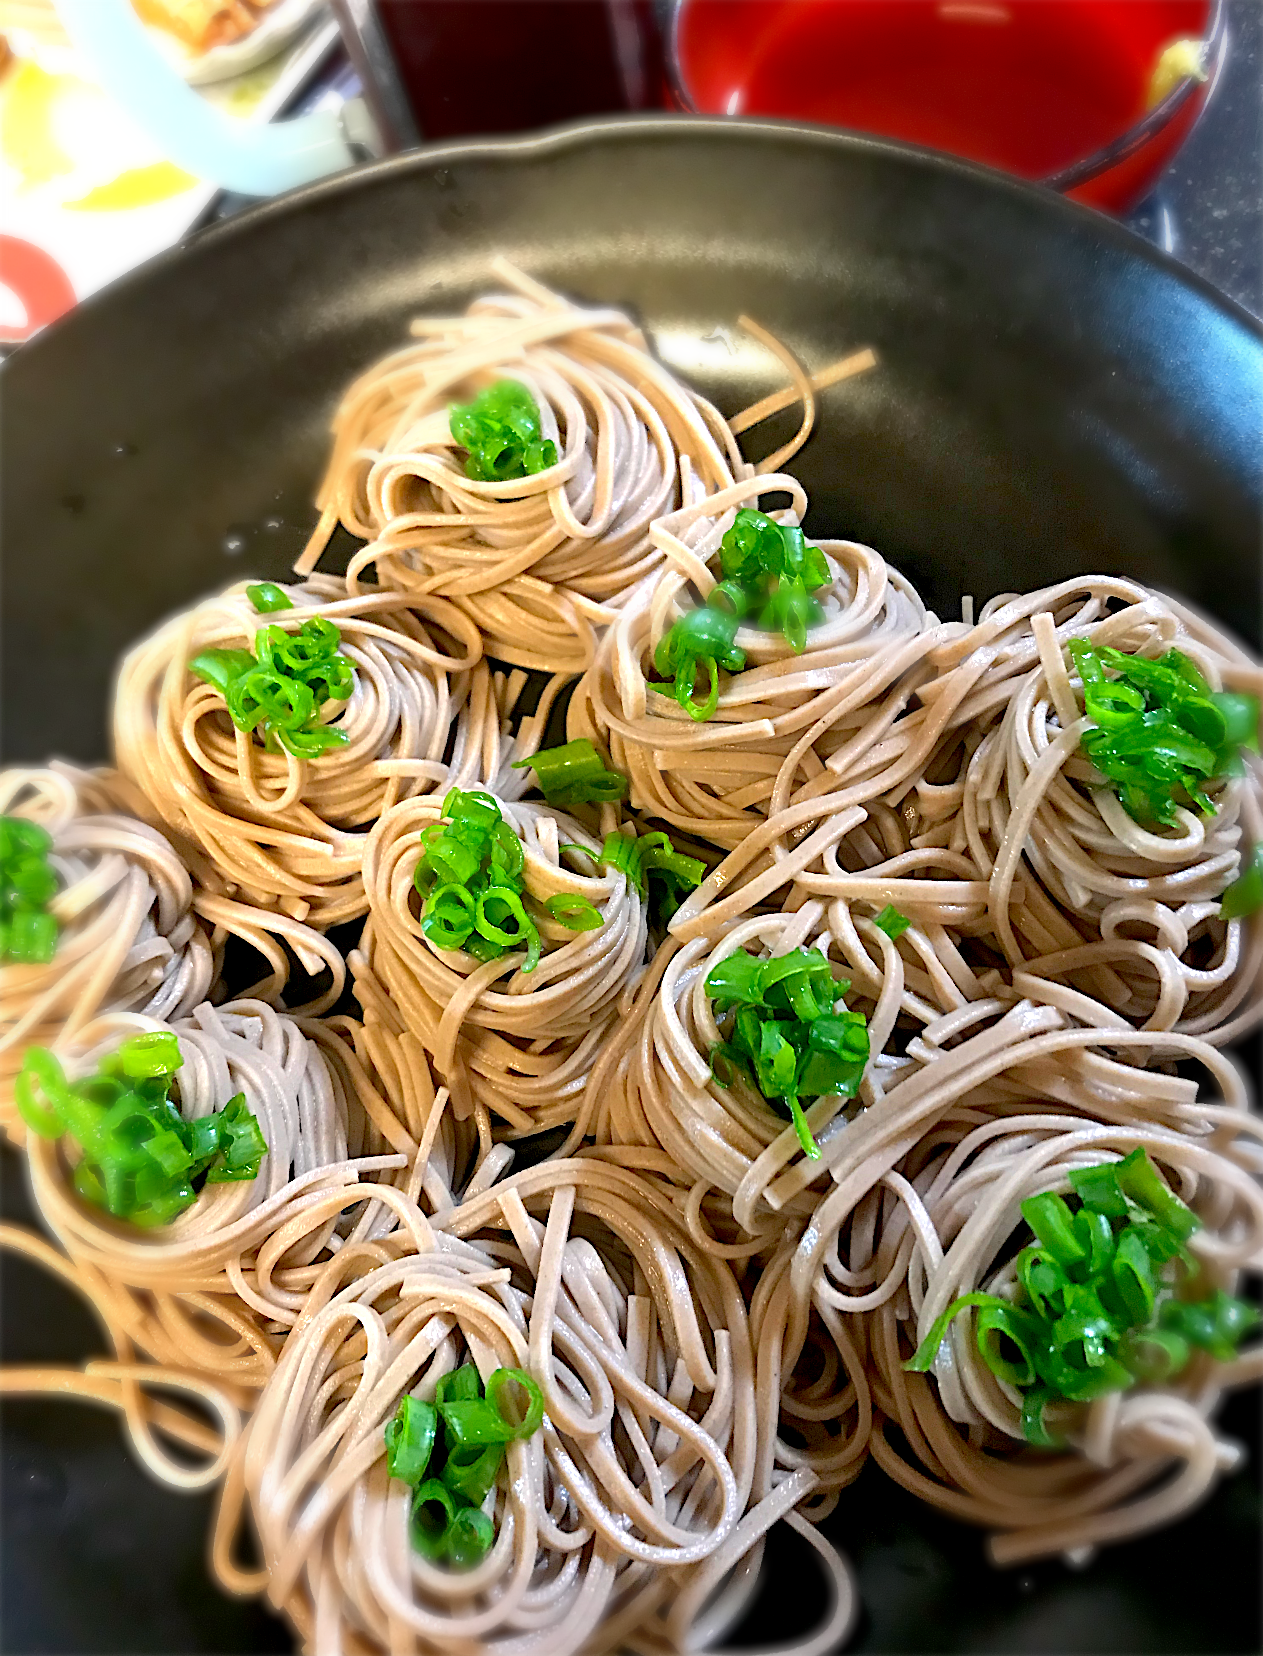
[0,0,339,339]
[0,0,329,79]
[138,0,328,86]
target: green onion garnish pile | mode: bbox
[415,788,607,968]
[512,739,628,806]
[415,789,540,966]
[190,611,355,760]
[905,1147,1261,1445]
[652,508,830,721]
[15,1033,266,1227]
[384,1361,545,1567]
[448,380,558,483]
[714,507,832,648]
[705,945,870,1161]
[598,829,704,925]
[1,815,59,966]
[1070,642,1259,826]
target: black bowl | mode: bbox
[2,117,1260,1655]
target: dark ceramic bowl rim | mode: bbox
[662,0,1228,193]
[10,112,1259,377]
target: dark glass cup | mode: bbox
[332,0,668,149]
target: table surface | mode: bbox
[1123,0,1262,316]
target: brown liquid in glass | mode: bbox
[374,0,665,140]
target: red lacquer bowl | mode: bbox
[669,0,1226,213]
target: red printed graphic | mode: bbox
[0,234,77,342]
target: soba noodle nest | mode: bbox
[863,1117,1263,1564]
[294,261,744,675]
[358,792,653,1137]
[569,474,937,850]
[582,894,1006,1238]
[0,764,214,1138]
[234,1158,855,1656]
[898,578,1263,1044]
[17,1001,427,1376]
[6,270,1262,1654]
[113,576,485,927]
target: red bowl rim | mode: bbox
[665,0,1228,192]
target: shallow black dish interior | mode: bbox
[1,118,1260,1655]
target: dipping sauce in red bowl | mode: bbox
[672,0,1224,212]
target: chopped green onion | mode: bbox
[635,833,705,923]
[976,1300,1044,1387]
[1069,641,1260,826]
[544,893,603,931]
[1019,1192,1088,1273]
[511,739,628,806]
[757,575,819,653]
[110,1030,183,1080]
[190,617,354,759]
[203,1096,268,1182]
[719,510,829,596]
[873,904,912,940]
[905,1292,1009,1372]
[412,793,541,973]
[475,887,536,957]
[1110,1227,1158,1325]
[1,814,60,966]
[1072,1207,1116,1283]
[1161,1288,1261,1361]
[1118,1325,1189,1384]
[653,605,745,722]
[410,1479,459,1561]
[435,1363,483,1406]
[1020,1385,1062,1448]
[594,829,703,925]
[422,883,477,952]
[704,950,767,1010]
[391,1362,544,1567]
[445,1505,495,1569]
[1221,844,1263,920]
[188,648,256,699]
[713,508,830,655]
[438,1399,518,1452]
[1113,1146,1200,1242]
[600,831,646,893]
[1067,1161,1131,1220]
[796,1010,870,1098]
[785,1094,821,1161]
[245,582,293,613]
[441,1443,504,1507]
[449,379,558,483]
[703,945,866,1158]
[485,1367,545,1440]
[385,1396,438,1487]
[14,1038,265,1224]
